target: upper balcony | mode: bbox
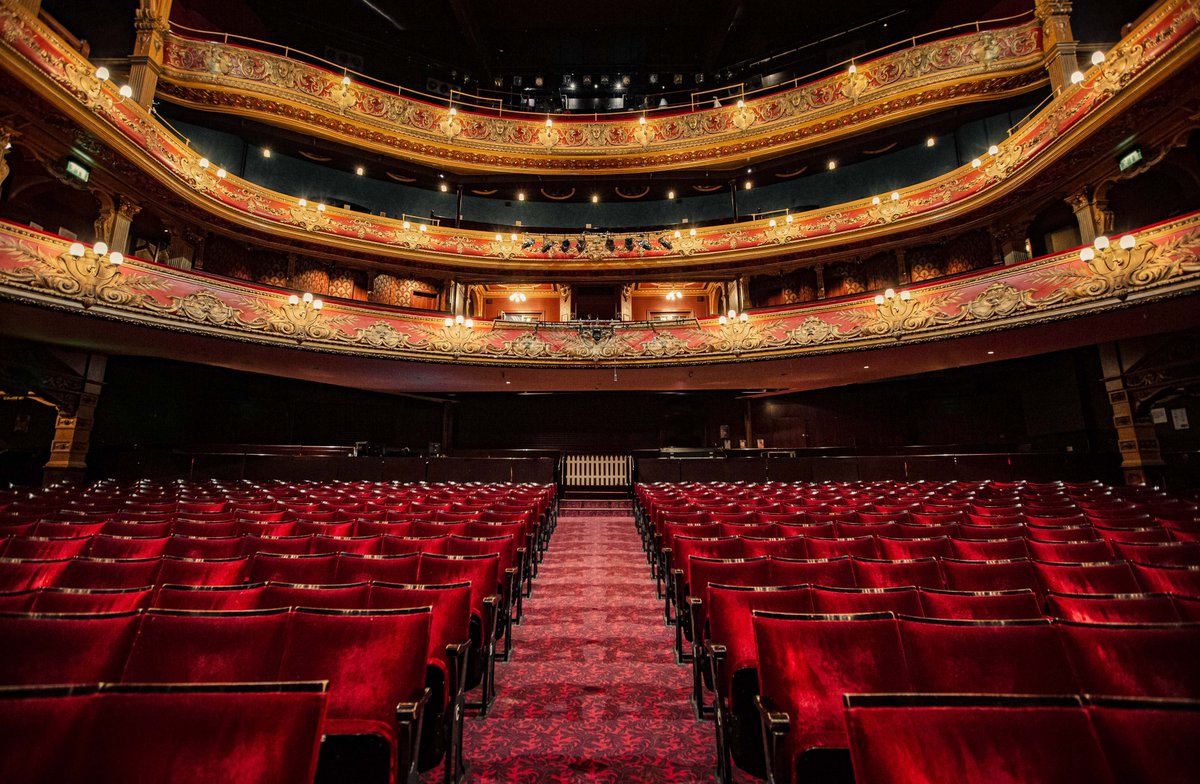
[155,15,1048,176]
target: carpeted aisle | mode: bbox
[443,508,718,783]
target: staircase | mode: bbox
[558,488,633,517]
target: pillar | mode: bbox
[1098,343,1165,486]
[108,198,141,254]
[1067,188,1114,246]
[1035,0,1079,92]
[895,248,910,285]
[0,128,14,188]
[725,277,748,313]
[994,221,1032,265]
[129,0,172,109]
[619,284,633,321]
[43,354,106,485]
[558,284,572,321]
[814,264,827,299]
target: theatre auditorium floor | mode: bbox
[429,502,744,783]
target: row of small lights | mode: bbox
[68,241,122,265]
[287,292,323,310]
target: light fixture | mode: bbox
[872,196,881,205]
[890,191,900,201]
[94,66,110,81]
[712,97,721,109]
[316,203,326,211]
[591,194,599,203]
[639,116,647,125]
[545,117,553,128]
[341,75,351,86]
[402,221,410,230]
[689,228,697,236]
[863,365,870,369]
[768,219,776,227]
[495,234,503,242]
[561,238,570,252]
[69,242,85,257]
[736,99,745,108]
[988,144,999,155]
[926,136,936,147]
[509,291,528,303]
[541,239,553,253]
[673,230,682,238]
[444,317,454,326]
[667,189,676,200]
[1094,235,1110,250]
[510,233,518,242]
[1119,234,1136,249]
[312,299,323,310]
[744,180,752,190]
[108,252,123,266]
[874,288,911,305]
[577,237,587,252]
[987,350,995,355]
[624,237,634,251]
[517,192,526,201]
[439,183,448,192]
[298,198,307,207]
[216,167,227,178]
[303,292,314,303]
[449,107,457,116]
[848,64,857,74]
[785,214,793,223]
[971,158,981,168]
[464,318,474,328]
[455,314,465,325]
[658,235,673,250]
[666,289,682,301]
[355,166,365,176]
[418,224,427,232]
[262,148,272,158]
[637,237,652,251]
[198,158,209,169]
[1080,246,1096,261]
[289,294,300,305]
[1070,70,1085,84]
[118,84,133,98]
[94,242,108,256]
[1092,50,1106,65]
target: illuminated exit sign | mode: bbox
[1118,147,1143,171]
[65,159,90,182]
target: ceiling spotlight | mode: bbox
[624,237,634,251]
[926,136,936,147]
[1092,50,1106,65]
[540,239,553,253]
[827,160,837,171]
[509,291,527,303]
[262,148,272,158]
[521,237,535,249]
[659,236,673,250]
[1070,70,1085,84]
[560,238,571,252]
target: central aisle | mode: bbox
[447,507,716,782]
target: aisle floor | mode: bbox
[433,511,721,783]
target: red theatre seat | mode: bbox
[851,558,944,589]
[1058,621,1200,699]
[1046,592,1182,624]
[753,612,910,783]
[31,586,152,613]
[260,582,371,610]
[811,586,923,616]
[844,695,1114,784]
[1086,696,1200,784]
[249,553,337,585]
[154,583,267,611]
[916,588,1043,620]
[1033,560,1141,596]
[55,557,162,590]
[769,557,856,588]
[334,553,420,584]
[0,611,140,684]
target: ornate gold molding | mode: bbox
[1,212,1198,367]
[155,20,1046,174]
[0,0,1197,276]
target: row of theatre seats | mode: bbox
[0,479,557,784]
[634,480,1200,784]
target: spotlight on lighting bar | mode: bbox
[624,237,634,251]
[560,238,570,252]
[540,239,554,254]
[576,237,587,253]
[521,237,535,250]
[658,236,673,250]
[637,238,652,251]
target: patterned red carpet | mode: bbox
[429,510,720,783]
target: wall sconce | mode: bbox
[874,288,912,306]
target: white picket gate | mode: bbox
[564,454,632,487]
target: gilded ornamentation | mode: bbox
[62,61,112,113]
[959,282,1038,320]
[288,203,332,232]
[640,331,693,358]
[1092,43,1146,93]
[506,331,554,358]
[170,290,239,325]
[843,291,958,336]
[1034,234,1200,300]
[424,321,488,355]
[239,296,353,343]
[788,316,840,345]
[1,243,168,308]
[352,321,410,349]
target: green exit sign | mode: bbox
[1118,147,1143,171]
[65,159,90,182]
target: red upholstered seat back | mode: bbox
[278,607,431,740]
[806,536,878,560]
[4,536,91,560]
[899,617,1077,694]
[311,535,382,555]
[249,553,337,585]
[876,536,953,560]
[1059,621,1200,698]
[1086,697,1200,784]
[157,556,249,586]
[89,535,170,560]
[0,685,100,782]
[1132,563,1200,598]
[1047,592,1181,624]
[154,583,266,611]
[56,557,161,590]
[1114,541,1200,567]
[417,553,500,626]
[768,556,856,587]
[382,535,449,556]
[32,586,152,614]
[1025,539,1113,563]
[333,552,420,584]
[851,557,944,589]
[753,612,911,772]
[740,537,809,560]
[122,609,289,682]
[164,536,244,560]
[707,584,813,691]
[844,695,1115,784]
[941,558,1041,598]
[916,588,1042,620]
[261,582,371,610]
[0,611,140,684]
[368,581,472,700]
[811,586,923,616]
[0,558,70,592]
[1033,560,1140,596]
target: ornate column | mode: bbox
[43,354,107,485]
[1067,188,1114,246]
[814,264,827,300]
[1035,0,1079,92]
[725,276,749,313]
[619,284,633,321]
[108,198,141,254]
[1098,343,1165,486]
[129,0,172,109]
[0,128,15,187]
[994,220,1032,265]
[895,248,910,285]
[557,284,572,321]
